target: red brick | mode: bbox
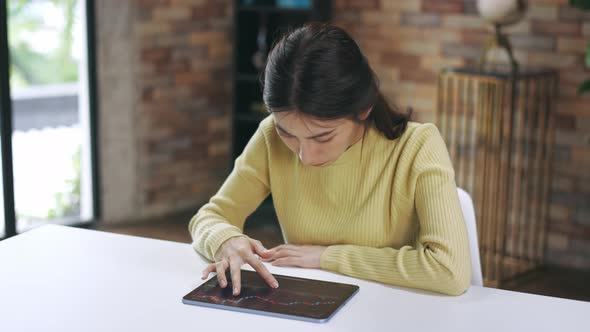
[360,11,399,25]
[557,37,588,53]
[442,14,487,30]
[420,55,465,71]
[208,43,232,59]
[510,34,556,51]
[555,98,590,117]
[152,7,191,21]
[400,67,438,83]
[422,0,463,13]
[175,72,209,85]
[382,1,421,12]
[136,22,171,36]
[190,31,228,45]
[526,52,579,68]
[348,0,379,10]
[191,3,228,19]
[554,114,577,130]
[531,0,569,5]
[380,52,421,68]
[400,12,441,27]
[559,5,590,21]
[141,47,171,63]
[531,20,581,36]
[528,4,559,20]
[548,223,590,240]
[142,87,155,102]
[154,59,190,74]
[333,0,349,10]
[208,142,230,157]
[136,0,170,8]
[442,42,481,59]
[461,30,489,45]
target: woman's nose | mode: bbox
[298,143,319,166]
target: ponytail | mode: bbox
[370,92,413,140]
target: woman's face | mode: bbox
[272,111,369,167]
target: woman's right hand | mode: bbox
[201,235,279,296]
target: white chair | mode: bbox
[457,187,483,287]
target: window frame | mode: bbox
[0,0,101,240]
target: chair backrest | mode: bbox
[457,187,483,287]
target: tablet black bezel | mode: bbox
[182,270,359,322]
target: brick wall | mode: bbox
[332,0,590,270]
[135,0,233,217]
[97,0,233,223]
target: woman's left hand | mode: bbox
[260,244,327,269]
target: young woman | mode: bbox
[189,23,471,296]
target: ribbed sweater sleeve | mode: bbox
[188,125,270,261]
[319,125,472,295]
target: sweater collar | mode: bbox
[327,123,377,167]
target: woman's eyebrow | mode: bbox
[275,123,336,139]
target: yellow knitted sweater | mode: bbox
[189,116,471,295]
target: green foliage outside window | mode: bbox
[9,0,82,221]
[8,0,78,88]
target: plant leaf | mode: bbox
[578,79,590,95]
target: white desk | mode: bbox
[0,225,588,331]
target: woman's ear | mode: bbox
[359,106,373,121]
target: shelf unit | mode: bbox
[231,0,331,226]
[232,0,331,160]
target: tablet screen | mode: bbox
[182,270,359,323]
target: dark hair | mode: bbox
[261,23,412,140]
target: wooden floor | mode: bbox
[95,216,284,248]
[94,204,285,249]
[95,208,590,303]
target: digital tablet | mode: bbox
[182,270,359,323]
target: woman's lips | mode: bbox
[311,161,328,167]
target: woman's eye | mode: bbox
[277,130,331,143]
[278,132,295,139]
